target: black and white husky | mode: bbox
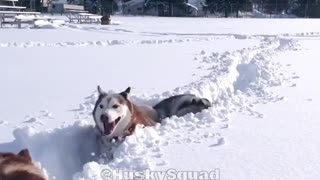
[93,86,211,140]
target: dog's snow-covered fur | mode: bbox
[93,86,211,140]
[0,149,47,180]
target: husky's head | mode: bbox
[93,86,132,139]
[0,149,32,164]
[0,149,48,180]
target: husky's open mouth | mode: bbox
[101,115,121,135]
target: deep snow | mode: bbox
[0,16,320,180]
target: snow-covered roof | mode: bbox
[184,2,198,11]
[123,0,145,7]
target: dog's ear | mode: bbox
[18,149,32,162]
[120,87,131,99]
[97,85,103,94]
[191,99,198,104]
[124,87,131,94]
[97,85,107,95]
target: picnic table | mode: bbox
[0,11,41,28]
[0,0,18,6]
[61,4,102,24]
[65,11,102,24]
[65,9,88,23]
[0,0,25,10]
[78,13,102,24]
[0,5,26,10]
[0,0,43,28]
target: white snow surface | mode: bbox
[0,16,320,180]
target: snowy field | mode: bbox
[0,16,320,180]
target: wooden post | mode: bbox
[0,15,3,28]
[17,19,21,28]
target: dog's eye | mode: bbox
[112,104,119,109]
[99,105,104,109]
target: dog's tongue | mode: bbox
[104,121,115,135]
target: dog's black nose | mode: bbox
[100,114,108,122]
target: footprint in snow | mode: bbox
[0,120,8,126]
[23,117,38,123]
[185,138,192,143]
[23,117,43,125]
[290,83,297,87]
[257,113,264,119]
[152,147,161,153]
[40,110,54,119]
[209,137,225,147]
[203,132,214,138]
[69,104,86,112]
[277,96,286,101]
[156,160,168,166]
[220,124,229,129]
[193,139,202,143]
[153,153,163,158]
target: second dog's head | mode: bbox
[93,86,132,138]
[0,149,32,164]
[0,149,47,180]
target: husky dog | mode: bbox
[153,94,212,120]
[0,149,47,180]
[93,86,211,140]
[93,86,159,139]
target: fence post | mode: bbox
[305,3,308,17]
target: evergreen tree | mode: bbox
[98,0,118,15]
[205,0,252,17]
[291,0,320,17]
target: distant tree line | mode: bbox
[146,0,196,16]
[204,0,320,17]
[290,0,320,17]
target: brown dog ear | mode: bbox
[120,87,131,99]
[18,149,32,162]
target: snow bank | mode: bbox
[1,121,98,180]
[110,20,122,25]
[34,20,65,29]
[15,15,37,21]
[13,15,66,29]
